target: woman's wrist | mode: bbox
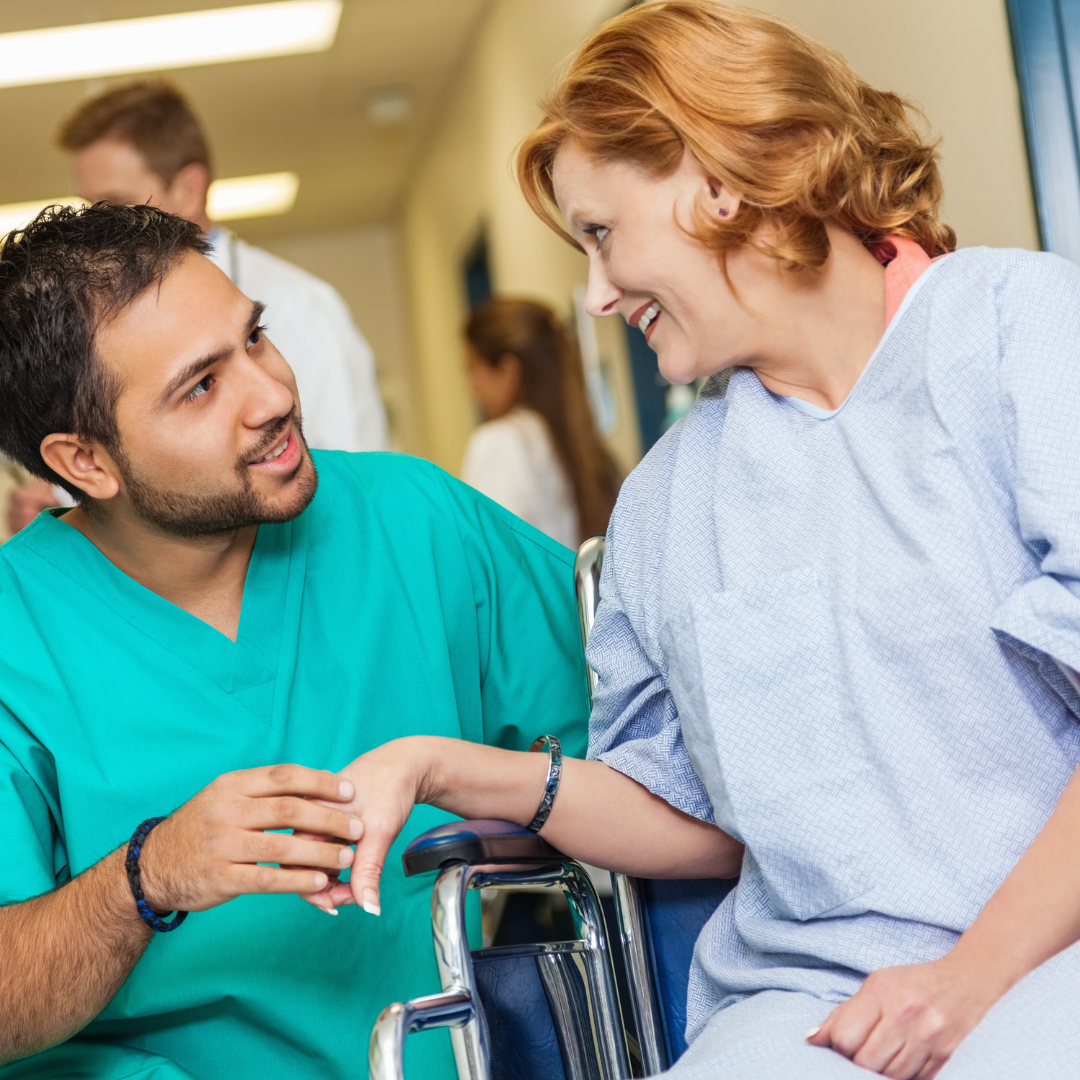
[943,928,1033,1000]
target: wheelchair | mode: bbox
[368,537,736,1080]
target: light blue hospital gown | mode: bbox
[587,247,1080,1077]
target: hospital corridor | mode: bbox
[1,2,1080,1080]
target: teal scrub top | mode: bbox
[0,451,590,1080]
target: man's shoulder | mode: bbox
[310,450,575,567]
[309,450,454,522]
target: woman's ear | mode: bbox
[497,352,524,389]
[706,176,741,220]
[39,434,121,502]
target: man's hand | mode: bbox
[7,479,58,535]
[807,955,1009,1079]
[140,763,364,913]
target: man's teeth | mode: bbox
[639,304,660,332]
[261,439,288,463]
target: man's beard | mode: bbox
[113,413,318,539]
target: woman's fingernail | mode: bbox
[323,906,339,916]
[339,780,355,800]
[339,847,353,865]
[313,873,328,889]
[362,888,381,916]
[805,1025,822,1039]
[348,818,363,839]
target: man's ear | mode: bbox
[167,162,212,222]
[39,434,121,502]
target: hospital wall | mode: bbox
[260,223,420,454]
[397,0,641,476]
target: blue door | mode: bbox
[1008,0,1080,260]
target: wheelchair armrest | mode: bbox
[402,819,564,876]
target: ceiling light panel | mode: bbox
[0,1,342,90]
[208,172,300,220]
[0,197,86,238]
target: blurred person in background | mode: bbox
[462,297,621,548]
[7,79,388,533]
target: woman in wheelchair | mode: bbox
[312,2,1080,1076]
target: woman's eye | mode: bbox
[248,323,267,347]
[585,225,610,245]
[185,376,212,402]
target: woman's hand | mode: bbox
[807,954,1009,1079]
[297,737,438,915]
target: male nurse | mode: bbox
[7,79,389,532]
[0,204,588,1080]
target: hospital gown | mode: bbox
[587,247,1080,1072]
[0,451,589,1080]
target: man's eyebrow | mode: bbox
[156,301,266,408]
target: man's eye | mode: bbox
[185,376,212,402]
[248,323,268,347]
[585,225,610,245]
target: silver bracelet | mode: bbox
[525,734,562,833]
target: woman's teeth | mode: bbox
[261,438,288,462]
[639,304,660,333]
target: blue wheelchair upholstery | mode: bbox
[639,878,737,1061]
[472,949,566,1080]
[398,821,736,1075]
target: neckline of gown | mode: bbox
[776,238,946,421]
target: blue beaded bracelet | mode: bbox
[525,734,562,833]
[125,817,188,933]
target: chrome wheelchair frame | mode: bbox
[368,537,717,1080]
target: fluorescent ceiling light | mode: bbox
[0,172,299,235]
[0,1,341,90]
[208,172,299,220]
[0,197,86,237]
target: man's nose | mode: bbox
[239,355,296,430]
[584,254,623,318]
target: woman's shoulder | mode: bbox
[928,246,1080,308]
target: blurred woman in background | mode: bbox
[462,297,621,547]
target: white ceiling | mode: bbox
[0,0,490,240]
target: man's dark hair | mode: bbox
[0,203,209,497]
[57,80,212,184]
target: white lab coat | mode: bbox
[206,228,388,452]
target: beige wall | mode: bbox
[259,222,420,453]
[745,0,1039,251]
[399,0,639,476]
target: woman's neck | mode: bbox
[746,224,887,411]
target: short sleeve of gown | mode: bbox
[990,252,1080,709]
[586,509,716,824]
[433,468,591,760]
[0,709,62,904]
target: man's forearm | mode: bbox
[418,737,743,878]
[948,760,1080,992]
[0,847,150,1064]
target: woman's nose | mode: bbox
[584,255,623,318]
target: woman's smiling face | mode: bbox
[553,141,763,385]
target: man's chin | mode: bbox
[250,453,319,524]
[124,454,319,539]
